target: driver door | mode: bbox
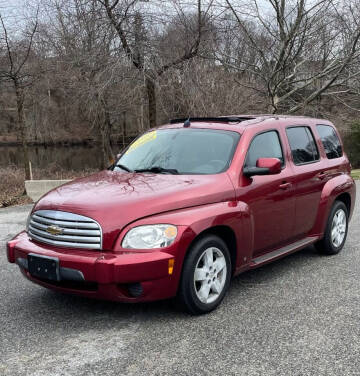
[237,130,296,256]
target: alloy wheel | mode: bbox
[331,208,347,248]
[193,247,227,304]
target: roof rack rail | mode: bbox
[170,116,254,124]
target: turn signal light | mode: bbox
[168,258,175,275]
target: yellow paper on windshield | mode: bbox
[126,131,157,154]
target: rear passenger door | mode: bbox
[285,126,328,239]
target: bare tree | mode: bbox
[220,0,360,114]
[0,10,39,179]
[40,0,141,168]
[2,0,360,175]
[97,0,206,127]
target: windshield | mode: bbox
[114,128,240,175]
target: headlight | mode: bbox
[122,224,177,249]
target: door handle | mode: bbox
[279,182,292,190]
[317,171,327,180]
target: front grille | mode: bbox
[28,210,102,250]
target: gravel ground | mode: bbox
[0,184,359,376]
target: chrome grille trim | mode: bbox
[29,219,100,236]
[28,210,102,250]
[32,214,99,229]
[28,225,100,243]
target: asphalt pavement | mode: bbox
[1,183,359,376]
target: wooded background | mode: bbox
[0,0,360,177]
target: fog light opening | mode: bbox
[127,282,143,297]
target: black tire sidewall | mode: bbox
[323,201,349,255]
[179,235,232,314]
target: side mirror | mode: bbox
[243,158,282,177]
[257,158,282,174]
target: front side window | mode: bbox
[316,124,343,159]
[115,128,240,175]
[245,131,284,168]
[286,126,319,165]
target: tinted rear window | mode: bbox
[316,124,343,159]
[286,126,319,165]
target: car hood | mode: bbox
[34,170,235,249]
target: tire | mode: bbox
[176,235,232,315]
[315,200,349,255]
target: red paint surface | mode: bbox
[7,115,356,302]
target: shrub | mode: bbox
[344,120,360,168]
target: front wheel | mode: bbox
[315,200,349,255]
[176,235,231,315]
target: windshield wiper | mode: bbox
[135,166,179,175]
[115,163,133,172]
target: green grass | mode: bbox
[351,169,360,179]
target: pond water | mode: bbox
[0,144,127,171]
[2,140,358,171]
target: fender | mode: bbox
[113,200,253,277]
[310,174,356,237]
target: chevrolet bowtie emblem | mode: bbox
[46,225,63,236]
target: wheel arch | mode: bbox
[335,192,351,214]
[310,174,355,237]
[186,225,238,275]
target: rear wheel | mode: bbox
[176,235,231,315]
[315,200,348,255]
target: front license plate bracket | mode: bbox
[27,253,60,281]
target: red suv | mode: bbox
[6,115,356,314]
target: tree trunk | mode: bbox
[122,111,127,145]
[97,98,114,170]
[100,128,107,170]
[94,94,114,170]
[145,77,156,128]
[103,98,114,163]
[14,82,31,180]
[98,121,114,170]
[104,114,114,163]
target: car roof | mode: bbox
[157,115,334,134]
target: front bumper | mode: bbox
[7,232,179,302]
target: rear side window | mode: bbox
[316,124,343,159]
[286,126,319,165]
[245,131,284,167]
